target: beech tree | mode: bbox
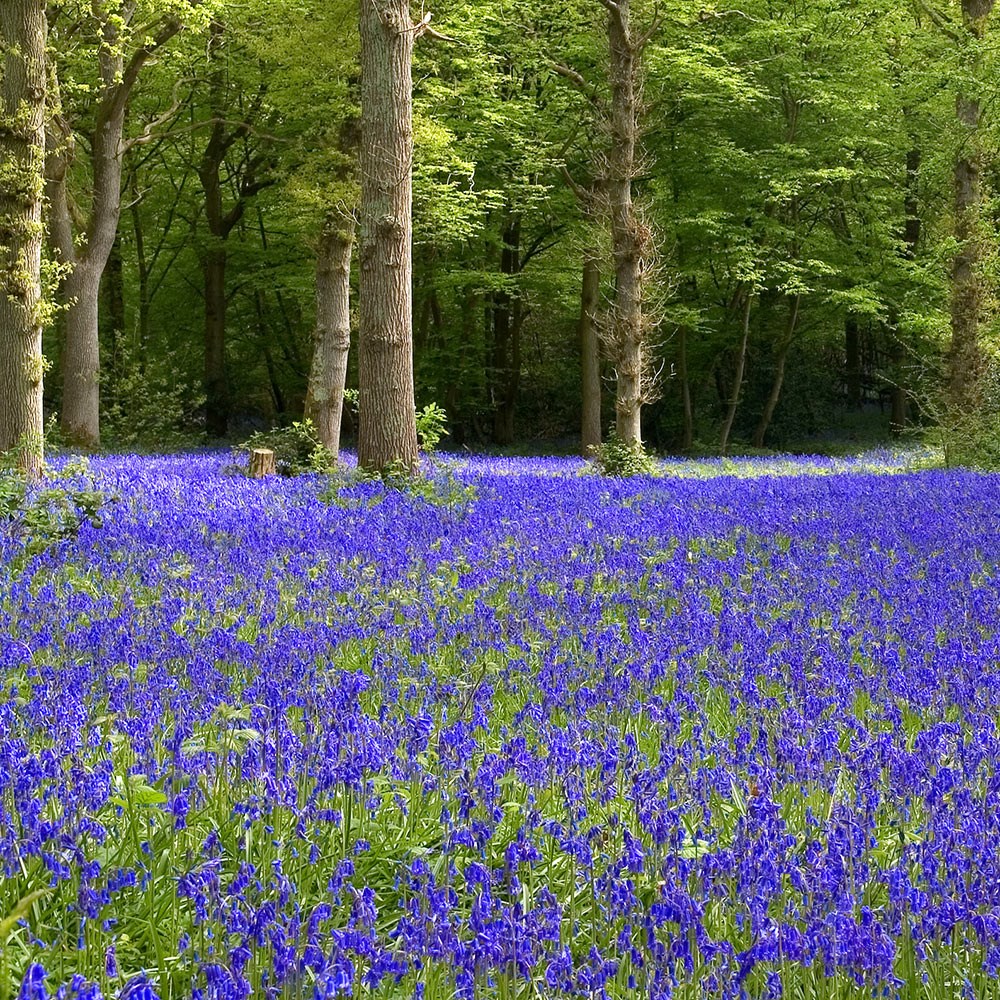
[357,0,421,472]
[0,0,47,478]
[559,0,658,449]
[45,1,207,448]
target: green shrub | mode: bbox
[241,420,335,476]
[588,431,658,477]
[416,402,449,453]
[0,457,109,569]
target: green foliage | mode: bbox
[322,458,478,512]
[241,420,334,476]
[588,431,658,478]
[0,457,109,569]
[416,402,449,453]
[102,350,204,451]
[938,363,1000,471]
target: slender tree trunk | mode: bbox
[949,0,995,415]
[306,217,355,459]
[203,247,228,438]
[0,0,47,478]
[358,0,419,472]
[492,213,522,446]
[720,292,752,455]
[580,251,602,455]
[752,294,801,448]
[889,147,921,435]
[677,324,693,451]
[845,315,862,410]
[102,233,125,385]
[604,0,652,448]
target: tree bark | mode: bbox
[45,13,185,448]
[0,0,47,478]
[719,291,752,455]
[949,0,995,415]
[604,0,652,448]
[492,212,522,446]
[677,324,693,451]
[580,251,602,455]
[357,0,419,473]
[306,216,355,459]
[752,293,801,448]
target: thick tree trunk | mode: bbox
[604,0,652,448]
[306,218,355,459]
[0,0,47,478]
[357,0,419,473]
[949,0,995,415]
[752,294,801,448]
[719,292,752,455]
[580,252,602,455]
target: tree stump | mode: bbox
[249,448,277,479]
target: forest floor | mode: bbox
[0,449,995,999]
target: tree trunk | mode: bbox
[604,0,652,448]
[357,0,419,473]
[580,251,602,455]
[719,292,752,455]
[845,315,862,410]
[492,213,522,446]
[949,0,995,415]
[46,14,184,449]
[103,233,125,377]
[752,294,801,448]
[677,324,694,451]
[306,217,355,459]
[203,247,229,439]
[0,0,47,478]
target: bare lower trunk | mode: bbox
[307,219,355,459]
[677,324,693,451]
[61,263,103,448]
[580,252,602,455]
[752,294,801,448]
[204,247,229,439]
[605,0,651,448]
[358,0,419,473]
[0,0,47,478]
[720,292,752,455]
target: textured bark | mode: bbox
[604,0,652,447]
[580,252,602,455]
[949,0,995,415]
[306,218,355,459]
[752,294,801,448]
[46,13,184,448]
[357,0,419,473]
[0,0,46,478]
[719,292,752,455]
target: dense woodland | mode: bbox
[1,0,1000,469]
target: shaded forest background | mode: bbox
[36,0,1000,453]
